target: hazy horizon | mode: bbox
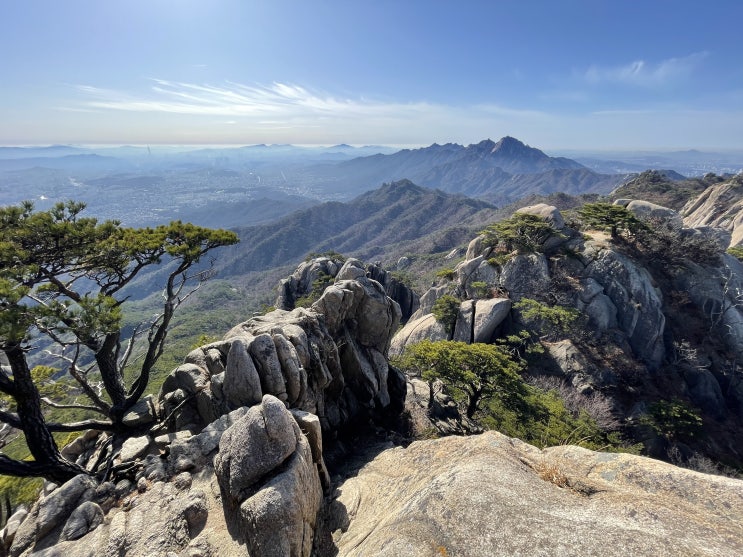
[2,1,742,150]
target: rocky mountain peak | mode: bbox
[455,136,585,176]
[491,135,530,154]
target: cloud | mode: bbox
[583,52,708,87]
[74,79,437,119]
[64,80,562,146]
[53,77,742,149]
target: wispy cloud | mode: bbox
[62,79,568,145]
[74,80,436,118]
[583,52,708,87]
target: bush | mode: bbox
[514,298,581,341]
[469,281,489,298]
[435,268,456,281]
[479,373,631,451]
[396,340,525,419]
[577,202,645,239]
[431,295,460,333]
[641,399,703,442]
[481,213,562,254]
[395,342,634,453]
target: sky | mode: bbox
[1,0,742,150]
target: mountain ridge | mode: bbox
[306,136,623,202]
[218,179,498,275]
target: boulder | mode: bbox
[674,255,743,360]
[223,337,263,408]
[335,258,366,281]
[458,259,500,297]
[169,406,250,472]
[516,204,570,251]
[60,429,101,464]
[585,246,665,366]
[60,501,104,541]
[275,256,345,310]
[472,298,511,343]
[366,262,419,322]
[250,333,289,402]
[214,395,323,557]
[10,474,97,556]
[122,394,157,427]
[410,283,451,321]
[290,409,330,490]
[118,435,152,463]
[0,505,28,549]
[499,253,551,299]
[683,367,726,420]
[274,333,304,405]
[215,395,300,503]
[624,199,683,228]
[452,300,475,343]
[32,482,211,557]
[239,435,322,557]
[328,431,743,557]
[389,314,449,357]
[517,203,566,230]
[465,234,486,260]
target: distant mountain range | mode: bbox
[302,137,627,204]
[4,136,741,234]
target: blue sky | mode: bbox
[1,0,742,149]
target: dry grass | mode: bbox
[529,457,601,497]
[533,459,571,489]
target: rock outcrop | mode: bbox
[327,431,743,557]
[276,256,419,322]
[160,270,403,434]
[4,268,406,557]
[215,395,323,557]
[682,174,743,247]
[390,198,743,462]
[391,203,669,366]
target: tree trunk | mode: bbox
[4,345,90,484]
[466,388,482,419]
[96,332,127,427]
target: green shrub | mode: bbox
[496,329,545,362]
[481,213,562,254]
[641,399,703,441]
[487,254,512,267]
[435,268,456,281]
[431,295,460,333]
[0,475,43,510]
[396,340,524,419]
[469,281,489,298]
[514,298,581,340]
[389,270,414,288]
[577,202,645,239]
